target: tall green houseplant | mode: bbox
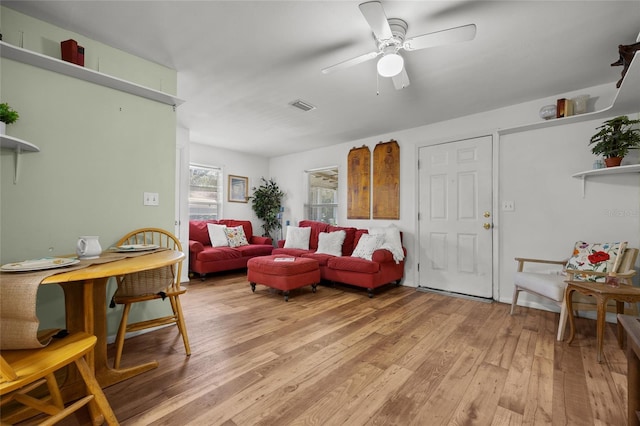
[250,177,284,240]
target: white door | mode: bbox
[418,136,493,298]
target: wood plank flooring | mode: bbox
[73,272,629,425]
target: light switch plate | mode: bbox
[502,200,515,211]
[144,192,159,206]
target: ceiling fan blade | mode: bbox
[359,1,393,40]
[403,24,476,51]
[392,67,410,90]
[321,50,380,74]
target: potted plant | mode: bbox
[589,115,640,167]
[0,102,19,134]
[249,177,284,241]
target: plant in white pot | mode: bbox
[0,102,19,134]
[589,115,640,167]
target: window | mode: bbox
[305,167,338,224]
[189,164,222,220]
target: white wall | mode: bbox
[268,83,639,315]
[189,142,270,235]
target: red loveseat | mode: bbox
[189,220,273,279]
[273,220,406,297]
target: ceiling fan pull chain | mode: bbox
[376,71,379,96]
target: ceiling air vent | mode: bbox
[290,99,316,112]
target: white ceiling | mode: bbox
[4,1,640,157]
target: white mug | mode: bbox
[76,236,102,259]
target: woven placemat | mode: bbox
[0,248,169,350]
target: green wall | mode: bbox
[1,7,179,334]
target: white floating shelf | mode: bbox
[571,164,640,197]
[0,41,184,107]
[498,51,640,135]
[0,134,40,152]
[572,164,640,178]
[1,134,40,184]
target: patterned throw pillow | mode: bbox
[351,233,385,261]
[226,225,249,248]
[315,230,346,257]
[565,241,622,282]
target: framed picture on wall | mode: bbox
[228,175,248,203]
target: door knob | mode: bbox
[483,223,491,230]
[483,211,491,218]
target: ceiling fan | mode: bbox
[322,1,476,90]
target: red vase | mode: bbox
[604,157,623,167]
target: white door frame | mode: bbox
[414,133,501,300]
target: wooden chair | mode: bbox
[511,245,639,341]
[511,257,569,341]
[112,228,190,369]
[0,332,119,425]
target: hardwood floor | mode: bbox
[80,272,629,425]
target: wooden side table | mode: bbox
[565,279,640,362]
[618,314,640,426]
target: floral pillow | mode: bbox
[565,241,622,282]
[225,225,249,248]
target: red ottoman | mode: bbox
[247,255,320,301]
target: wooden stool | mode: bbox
[247,255,320,301]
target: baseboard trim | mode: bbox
[417,286,493,303]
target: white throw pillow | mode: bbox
[369,224,404,263]
[316,230,346,256]
[207,223,229,247]
[284,226,311,250]
[351,233,385,261]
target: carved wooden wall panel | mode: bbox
[373,140,400,219]
[347,145,371,219]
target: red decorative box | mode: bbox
[61,39,78,64]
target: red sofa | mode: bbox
[189,220,273,279]
[273,220,406,297]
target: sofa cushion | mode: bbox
[298,220,330,250]
[207,223,229,247]
[190,220,218,245]
[196,246,242,262]
[284,226,311,249]
[301,252,335,266]
[226,225,250,248]
[272,247,313,257]
[234,244,274,257]
[351,233,385,261]
[316,230,346,257]
[328,256,380,274]
[327,225,357,256]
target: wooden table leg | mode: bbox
[616,301,626,348]
[61,278,159,392]
[565,285,577,344]
[595,295,608,363]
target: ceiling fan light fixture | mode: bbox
[377,52,404,77]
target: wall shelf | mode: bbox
[498,49,640,135]
[0,41,184,107]
[1,134,40,184]
[571,164,640,197]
